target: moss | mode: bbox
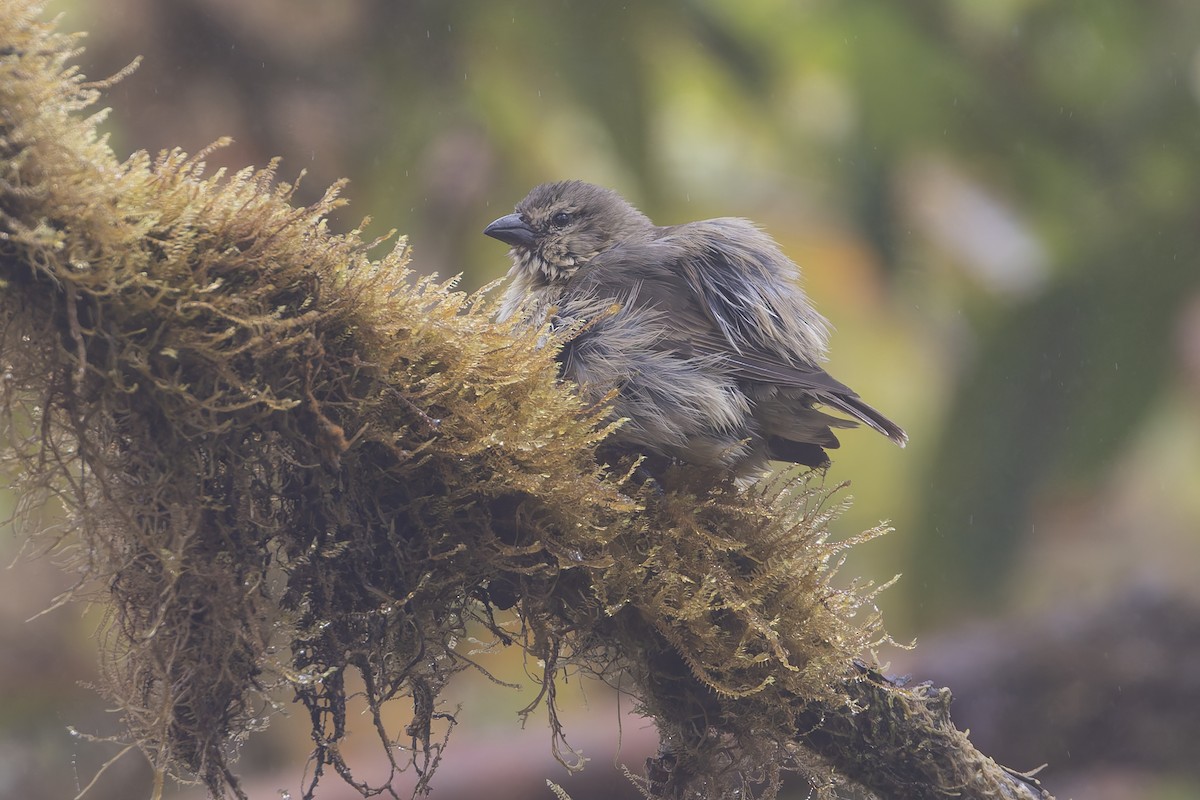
[0,4,898,799]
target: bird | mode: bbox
[484,180,906,475]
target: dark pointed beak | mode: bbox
[483,213,536,249]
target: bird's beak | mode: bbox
[483,213,536,249]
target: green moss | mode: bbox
[0,4,891,799]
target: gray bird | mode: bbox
[484,180,906,474]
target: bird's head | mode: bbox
[484,180,652,285]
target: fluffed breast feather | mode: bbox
[559,292,759,469]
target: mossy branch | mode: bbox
[0,4,1049,799]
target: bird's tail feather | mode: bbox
[824,395,908,446]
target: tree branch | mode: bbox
[0,3,1051,798]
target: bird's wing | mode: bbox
[649,221,851,392]
[717,342,907,445]
[566,237,831,386]
[565,232,908,445]
[661,219,830,358]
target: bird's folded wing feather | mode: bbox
[565,234,841,388]
[567,228,908,445]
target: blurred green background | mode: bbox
[3,1,1199,798]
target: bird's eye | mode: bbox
[550,211,572,229]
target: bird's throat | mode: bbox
[522,250,577,285]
